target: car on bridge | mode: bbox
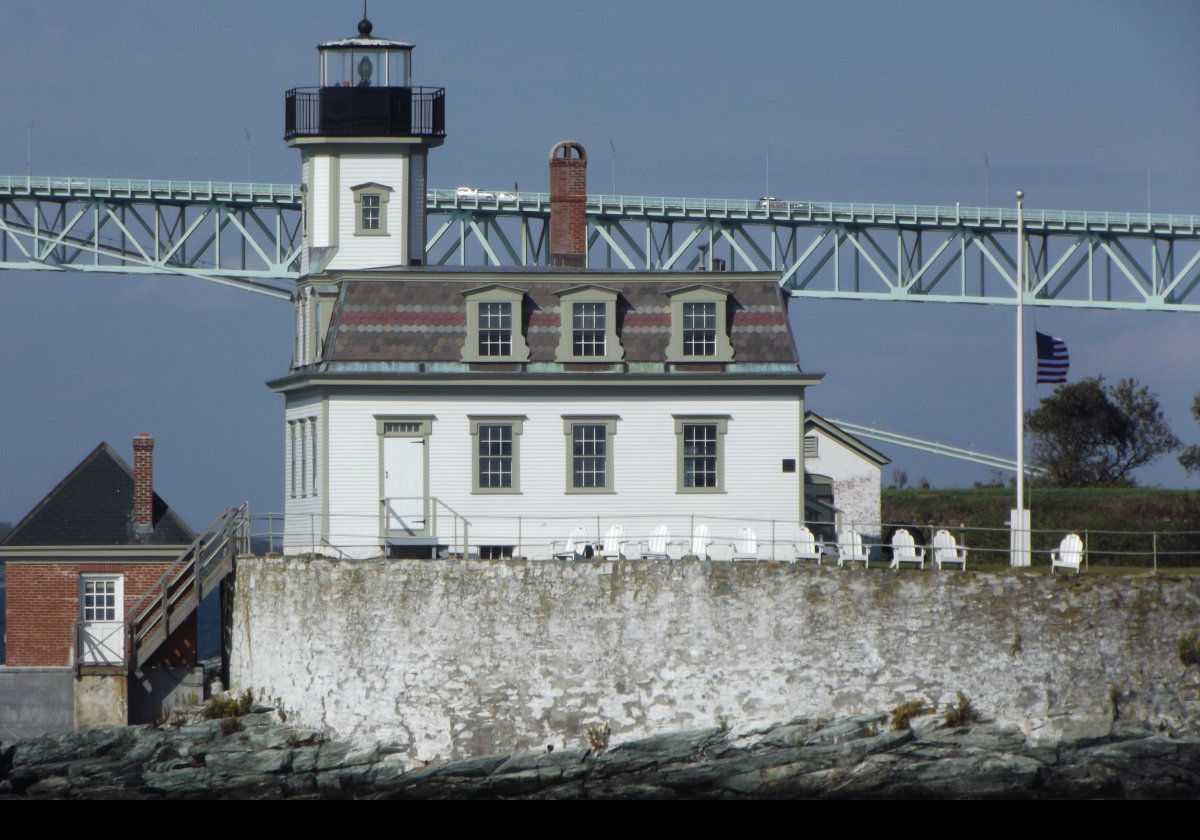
[456,186,495,201]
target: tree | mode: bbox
[1026,377,1180,487]
[1180,395,1200,475]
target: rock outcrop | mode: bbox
[2,707,1199,798]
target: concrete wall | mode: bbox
[230,557,1200,763]
[0,667,74,741]
[128,666,205,725]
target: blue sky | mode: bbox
[2,1,1198,527]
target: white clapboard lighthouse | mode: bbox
[284,15,445,366]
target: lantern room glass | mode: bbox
[320,47,411,88]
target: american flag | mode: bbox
[1036,331,1069,384]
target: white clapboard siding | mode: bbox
[290,388,806,558]
[330,152,408,270]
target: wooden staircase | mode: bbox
[125,503,248,670]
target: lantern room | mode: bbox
[284,15,445,142]
[318,17,412,87]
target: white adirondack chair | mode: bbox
[1051,533,1083,574]
[690,523,713,560]
[837,530,868,568]
[932,529,967,570]
[730,527,758,561]
[551,525,589,561]
[594,524,626,560]
[639,524,673,560]
[794,526,822,564]
[889,528,926,570]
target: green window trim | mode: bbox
[673,415,730,493]
[469,415,527,494]
[562,415,619,494]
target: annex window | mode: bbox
[674,415,729,493]
[461,285,531,363]
[470,416,526,493]
[351,182,392,236]
[563,416,618,493]
[554,285,624,363]
[666,285,734,363]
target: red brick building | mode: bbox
[0,435,200,735]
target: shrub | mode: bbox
[585,723,611,752]
[891,700,932,730]
[944,692,980,727]
[1180,632,1200,667]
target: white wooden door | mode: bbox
[79,575,125,665]
[383,436,427,535]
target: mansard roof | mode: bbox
[321,269,801,366]
[0,444,194,547]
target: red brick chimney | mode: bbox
[549,141,587,268]
[132,433,154,533]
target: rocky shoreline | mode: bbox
[2,705,1199,799]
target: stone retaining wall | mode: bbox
[230,557,1200,763]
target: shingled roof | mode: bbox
[0,444,193,547]
[323,271,800,366]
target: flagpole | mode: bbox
[1012,189,1029,567]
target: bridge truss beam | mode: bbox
[4,177,1198,311]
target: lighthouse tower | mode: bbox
[284,15,445,366]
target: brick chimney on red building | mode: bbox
[549,141,587,268]
[132,433,155,534]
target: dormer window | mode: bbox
[478,302,513,357]
[461,285,531,363]
[554,285,624,363]
[351,183,392,236]
[572,302,606,356]
[683,301,717,356]
[666,285,734,363]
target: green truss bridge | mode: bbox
[2,174,1197,311]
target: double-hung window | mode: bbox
[666,285,734,363]
[563,416,618,493]
[351,182,391,236]
[470,416,525,493]
[572,302,606,357]
[682,301,716,356]
[478,302,513,357]
[674,415,729,492]
[554,285,623,363]
[461,285,531,363]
